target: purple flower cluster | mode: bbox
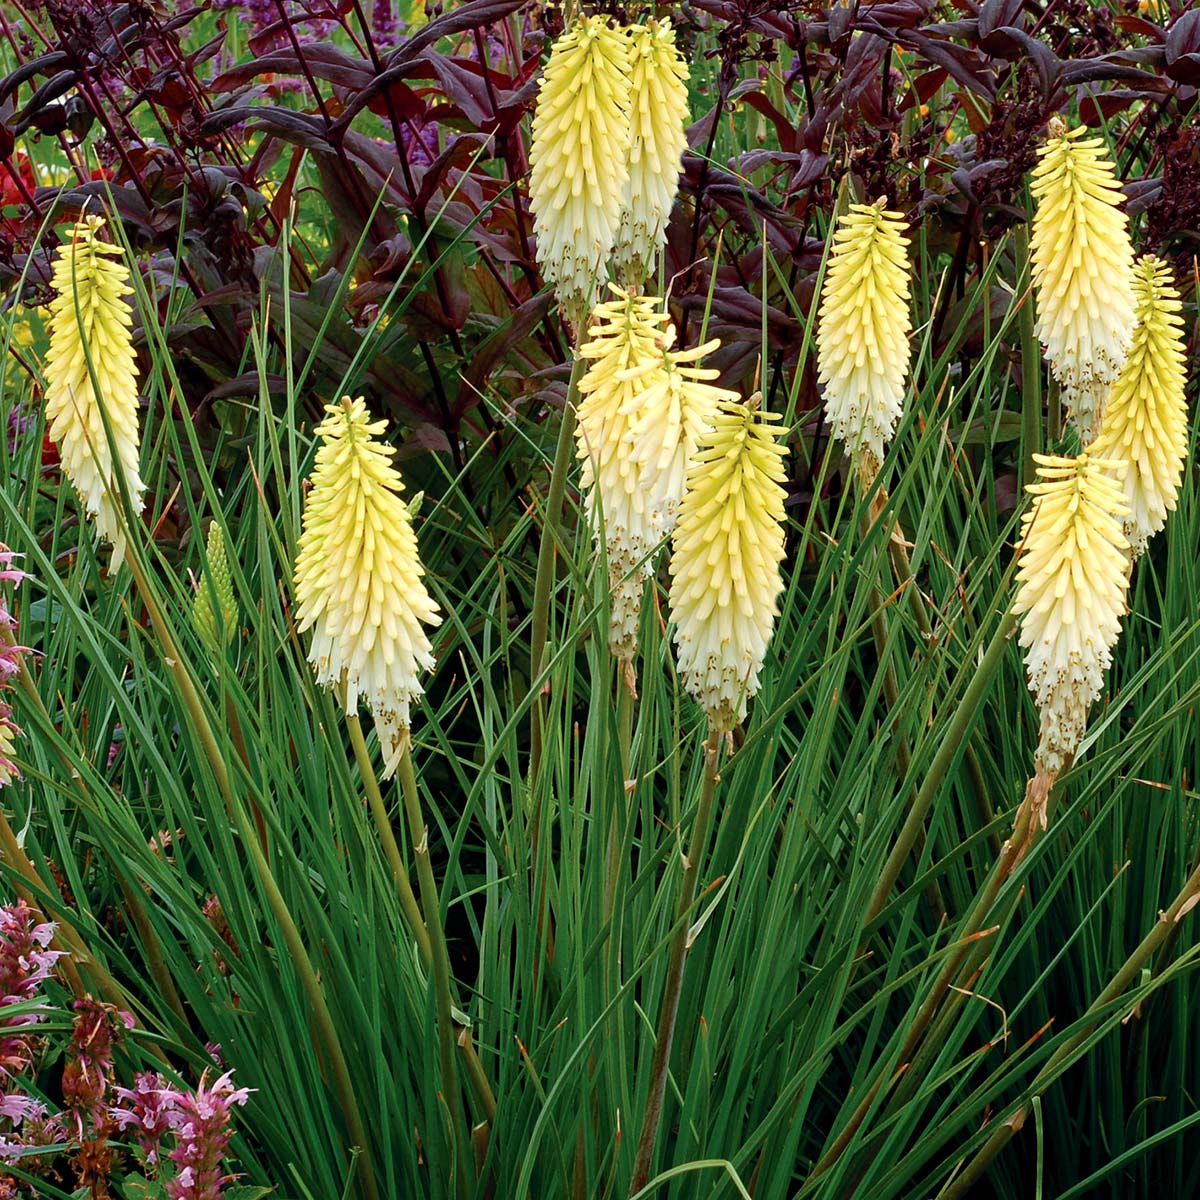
[113,1069,251,1199]
[0,900,65,1184]
[0,549,30,789]
[372,0,403,51]
[61,998,134,1136]
[0,901,61,1085]
[112,1071,175,1165]
[402,123,441,171]
[166,1072,251,1200]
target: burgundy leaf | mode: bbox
[212,45,376,93]
[896,32,997,99]
[1059,59,1166,87]
[454,293,555,419]
[12,70,78,135]
[981,27,1060,99]
[839,32,888,110]
[1165,10,1200,63]
[390,0,530,64]
[978,0,1024,40]
[421,53,500,131]
[414,135,490,215]
[0,51,71,103]
[203,106,334,153]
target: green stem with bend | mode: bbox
[528,353,586,786]
[124,549,381,1200]
[628,726,722,1195]
[865,607,1017,925]
[349,717,496,1128]
[940,843,1200,1199]
[347,713,431,965]
[398,743,472,1197]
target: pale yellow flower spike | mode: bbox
[1013,453,1130,776]
[294,397,441,778]
[529,15,631,334]
[1090,256,1189,558]
[45,214,145,571]
[816,201,913,472]
[1030,122,1135,444]
[669,400,788,732]
[612,19,689,287]
[575,286,673,661]
[628,331,739,547]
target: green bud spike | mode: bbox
[192,521,237,657]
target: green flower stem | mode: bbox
[603,669,636,925]
[865,606,1018,925]
[346,713,432,965]
[870,777,1054,1127]
[859,486,945,925]
[628,725,722,1196]
[528,353,586,786]
[397,742,472,1197]
[1047,377,1062,445]
[123,549,381,1200]
[940,841,1200,1199]
[349,715,497,1126]
[1015,224,1042,492]
[807,523,1017,1189]
[458,1022,498,1126]
[811,776,1037,1185]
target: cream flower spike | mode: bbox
[45,214,145,571]
[576,286,673,661]
[1013,453,1130,777]
[1090,256,1188,558]
[628,330,739,544]
[529,15,631,335]
[816,200,912,473]
[1030,121,1135,444]
[294,397,441,777]
[669,399,788,732]
[612,19,689,287]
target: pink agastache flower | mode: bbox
[0,901,62,1081]
[0,552,26,589]
[0,548,31,788]
[0,901,60,1006]
[166,1071,252,1200]
[0,1093,42,1124]
[112,1072,174,1165]
[61,999,133,1136]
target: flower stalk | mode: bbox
[398,744,472,1197]
[627,727,722,1195]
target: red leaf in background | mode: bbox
[0,152,34,207]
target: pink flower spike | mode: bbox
[0,550,27,587]
[166,1069,252,1200]
[113,1072,176,1165]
